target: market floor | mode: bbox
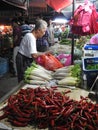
[0,72,19,103]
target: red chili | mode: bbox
[80,116,87,122]
[15,116,31,123]
[72,112,79,122]
[59,107,66,116]
[84,112,92,123]
[10,104,31,118]
[45,105,58,109]
[35,97,46,107]
[45,96,55,105]
[64,90,71,95]
[87,124,95,130]
[89,105,95,113]
[50,119,55,127]
[36,114,46,118]
[63,105,74,117]
[79,119,87,127]
[53,100,62,109]
[94,119,98,125]
[54,126,68,130]
[75,124,84,130]
[10,120,28,127]
[22,109,33,114]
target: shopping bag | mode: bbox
[56,54,71,66]
[36,53,63,71]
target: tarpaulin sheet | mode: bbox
[45,0,73,12]
[1,0,27,10]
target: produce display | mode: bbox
[0,24,96,129]
[86,64,98,70]
[59,38,72,45]
[24,62,53,85]
[24,63,81,87]
[0,57,87,129]
[49,43,71,55]
[0,87,98,129]
[52,65,73,80]
[58,76,78,86]
[53,64,81,87]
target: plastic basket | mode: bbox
[82,57,98,89]
[84,44,98,50]
[0,57,9,76]
[82,57,98,73]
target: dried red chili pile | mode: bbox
[0,87,98,130]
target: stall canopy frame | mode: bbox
[0,0,28,10]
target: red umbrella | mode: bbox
[45,0,73,12]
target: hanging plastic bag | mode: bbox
[69,0,98,36]
[36,53,63,71]
[90,7,98,34]
[45,0,73,12]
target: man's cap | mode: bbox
[21,24,32,34]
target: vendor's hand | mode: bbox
[45,50,53,55]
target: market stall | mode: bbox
[0,59,97,129]
[0,0,98,129]
[0,0,28,76]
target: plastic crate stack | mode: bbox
[82,44,98,89]
[0,57,9,77]
[82,57,98,89]
[83,44,98,57]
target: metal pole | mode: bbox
[26,0,29,16]
[71,0,75,65]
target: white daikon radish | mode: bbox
[52,72,71,77]
[31,62,53,75]
[26,79,48,85]
[30,69,52,80]
[25,74,47,81]
[54,65,74,73]
[53,76,65,80]
[58,77,78,86]
[25,66,53,81]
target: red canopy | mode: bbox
[45,0,73,12]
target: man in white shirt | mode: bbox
[16,19,49,82]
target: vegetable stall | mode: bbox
[0,0,98,129]
[0,60,97,130]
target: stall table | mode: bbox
[0,83,90,130]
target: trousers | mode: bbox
[16,52,33,83]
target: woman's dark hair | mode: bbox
[11,17,26,25]
[11,18,18,24]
